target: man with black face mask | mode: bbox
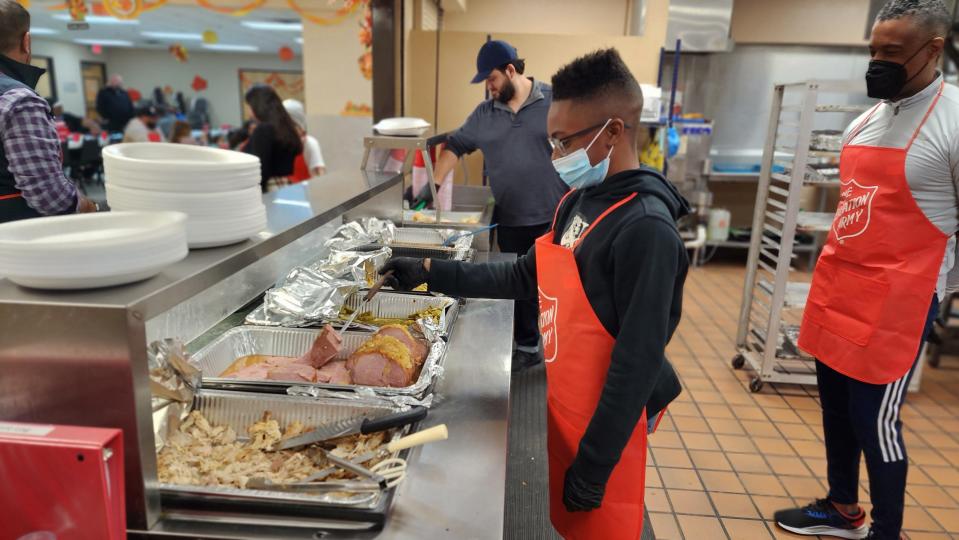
[422,40,568,372]
[123,105,164,143]
[775,1,959,539]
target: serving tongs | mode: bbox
[337,270,394,333]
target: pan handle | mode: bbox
[360,406,428,434]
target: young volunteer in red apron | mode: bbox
[537,191,650,540]
[799,81,947,382]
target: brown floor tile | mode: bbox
[753,393,790,409]
[647,466,662,488]
[702,403,737,420]
[677,514,728,540]
[903,506,944,532]
[783,395,821,411]
[645,487,672,513]
[754,437,799,456]
[740,419,782,438]
[903,532,953,540]
[710,492,759,519]
[919,433,959,450]
[739,473,788,497]
[922,465,959,488]
[682,432,722,452]
[668,401,701,417]
[660,467,704,491]
[766,407,804,424]
[673,414,712,433]
[689,450,734,472]
[717,434,758,454]
[656,415,677,432]
[700,470,747,494]
[910,448,949,467]
[667,488,715,517]
[648,512,682,540]
[801,457,828,480]
[734,406,771,421]
[767,455,810,476]
[909,466,937,486]
[723,518,774,540]
[650,430,684,449]
[908,485,956,508]
[780,475,826,500]
[752,495,796,521]
[727,452,772,474]
[653,448,694,469]
[778,422,820,441]
[709,418,747,436]
[927,506,959,533]
[789,439,826,459]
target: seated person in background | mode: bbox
[123,105,164,143]
[242,85,302,192]
[48,100,89,137]
[283,98,326,182]
[0,0,96,223]
[170,120,199,145]
[637,126,663,171]
[227,121,254,151]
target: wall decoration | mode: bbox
[341,101,371,117]
[288,0,360,25]
[278,46,295,62]
[68,0,87,21]
[169,44,188,63]
[128,88,142,102]
[202,29,218,44]
[238,69,304,121]
[357,0,372,80]
[195,0,265,16]
[191,75,208,92]
[16,0,30,8]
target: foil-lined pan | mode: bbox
[310,291,459,337]
[390,227,474,251]
[325,218,396,251]
[244,248,391,327]
[149,339,200,452]
[190,326,446,402]
[157,390,409,514]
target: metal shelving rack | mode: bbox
[732,80,868,392]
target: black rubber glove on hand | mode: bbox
[562,465,605,513]
[380,257,429,291]
[413,183,439,206]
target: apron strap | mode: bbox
[0,192,23,201]
[571,192,639,250]
[845,102,884,144]
[905,80,945,152]
[550,189,578,231]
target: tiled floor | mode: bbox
[651,263,959,540]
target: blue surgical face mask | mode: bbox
[552,119,613,189]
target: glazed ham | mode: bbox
[316,360,352,385]
[297,324,343,368]
[346,335,418,387]
[374,325,428,364]
[226,357,317,383]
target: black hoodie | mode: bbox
[429,166,688,486]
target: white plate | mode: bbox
[103,143,260,169]
[374,117,431,137]
[186,206,268,249]
[104,165,261,193]
[103,143,261,192]
[0,211,188,289]
[106,184,264,217]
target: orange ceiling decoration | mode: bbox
[288,0,360,26]
[195,0,265,16]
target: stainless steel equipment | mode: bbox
[0,166,513,537]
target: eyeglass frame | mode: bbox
[548,119,632,158]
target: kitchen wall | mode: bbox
[301,4,371,117]
[730,0,871,46]
[440,0,632,36]
[30,39,99,116]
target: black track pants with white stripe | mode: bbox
[815,294,939,540]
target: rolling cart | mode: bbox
[731,80,869,392]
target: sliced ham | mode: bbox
[316,360,352,385]
[226,357,318,383]
[297,324,343,368]
[375,325,428,364]
[346,352,416,387]
[226,363,273,380]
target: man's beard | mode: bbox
[496,79,516,104]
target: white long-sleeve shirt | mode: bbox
[843,74,959,298]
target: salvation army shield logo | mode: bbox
[538,288,559,363]
[833,178,879,242]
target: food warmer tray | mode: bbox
[390,226,475,250]
[191,326,446,400]
[358,243,475,262]
[318,291,460,337]
[158,390,411,531]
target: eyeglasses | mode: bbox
[548,120,632,157]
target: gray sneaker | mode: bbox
[511,348,543,372]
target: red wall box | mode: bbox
[0,422,125,540]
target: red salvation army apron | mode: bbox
[799,81,948,385]
[536,191,648,540]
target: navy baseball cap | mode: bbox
[471,40,519,84]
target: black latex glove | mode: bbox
[562,465,605,513]
[413,183,440,206]
[380,257,429,291]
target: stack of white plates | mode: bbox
[103,143,266,248]
[0,211,188,290]
[373,117,431,137]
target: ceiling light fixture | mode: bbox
[53,14,140,25]
[241,21,303,31]
[29,27,58,36]
[142,31,203,41]
[73,39,135,47]
[202,43,260,52]
[295,37,303,44]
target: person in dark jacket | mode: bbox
[95,74,134,134]
[242,85,302,192]
[380,49,686,539]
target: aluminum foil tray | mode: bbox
[391,227,474,250]
[191,326,446,400]
[158,390,408,527]
[320,291,459,336]
[385,245,474,261]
